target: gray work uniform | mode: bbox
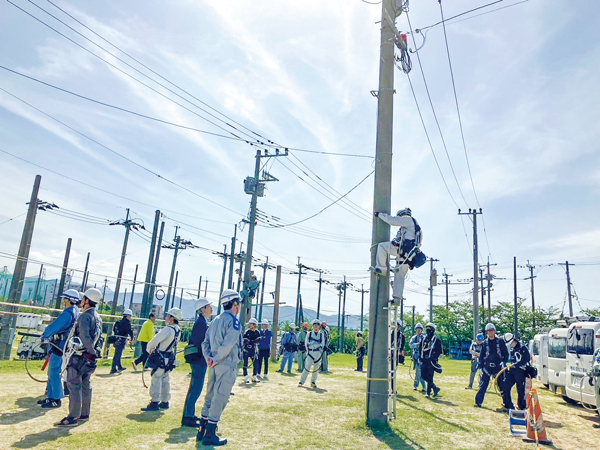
[201,310,242,424]
[147,324,180,403]
[66,307,102,419]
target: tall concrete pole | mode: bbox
[112,208,130,315]
[141,210,160,318]
[487,260,492,322]
[82,252,90,290]
[513,256,518,338]
[33,264,43,304]
[459,209,481,339]
[270,265,282,361]
[148,221,165,309]
[295,257,303,325]
[228,225,237,289]
[165,227,181,309]
[218,244,228,314]
[360,284,365,331]
[0,175,41,359]
[197,275,202,299]
[171,271,179,311]
[129,264,138,309]
[340,276,347,352]
[367,0,400,426]
[565,261,573,317]
[204,279,208,297]
[428,259,438,322]
[235,242,244,293]
[526,261,535,328]
[316,272,323,320]
[55,238,72,309]
[258,256,268,321]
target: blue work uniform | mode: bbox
[409,333,426,391]
[200,310,242,425]
[41,306,79,400]
[502,341,531,410]
[279,330,297,373]
[257,328,273,375]
[183,314,208,420]
[475,336,509,406]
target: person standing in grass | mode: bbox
[297,322,309,372]
[355,332,366,372]
[298,320,326,388]
[132,313,156,371]
[110,309,133,374]
[420,322,442,398]
[475,323,509,408]
[181,298,212,427]
[257,319,273,380]
[409,323,426,392]
[466,333,484,390]
[276,323,298,374]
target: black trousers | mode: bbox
[134,342,149,366]
[243,351,259,376]
[502,368,527,410]
[421,359,437,394]
[357,356,364,371]
[257,349,270,375]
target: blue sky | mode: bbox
[1,0,599,319]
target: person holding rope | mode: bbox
[243,318,261,383]
[56,288,104,427]
[355,331,366,372]
[298,320,326,388]
[409,323,426,392]
[197,289,243,446]
[132,313,156,371]
[141,307,182,412]
[181,298,212,427]
[110,309,134,374]
[257,319,272,380]
[475,323,509,408]
[277,323,298,374]
[420,322,442,398]
[39,289,80,409]
[466,333,484,390]
[500,333,532,412]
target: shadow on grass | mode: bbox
[397,394,419,403]
[126,411,164,422]
[0,397,53,426]
[544,420,564,429]
[371,422,426,450]
[95,373,120,378]
[429,398,458,407]
[165,426,197,444]
[11,427,71,448]
[396,397,468,431]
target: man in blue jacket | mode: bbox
[39,289,80,408]
[276,323,298,374]
[257,319,273,380]
[475,323,509,408]
[182,298,213,427]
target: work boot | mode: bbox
[196,418,207,442]
[158,402,169,409]
[37,398,50,405]
[63,382,70,396]
[263,375,269,381]
[202,422,227,446]
[41,399,62,408]
[181,416,199,427]
[311,382,317,389]
[141,401,160,411]
[245,375,251,384]
[252,375,260,383]
[369,267,386,277]
[433,387,440,398]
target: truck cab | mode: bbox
[565,321,600,407]
[547,327,568,395]
[532,333,549,387]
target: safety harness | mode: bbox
[304,331,325,371]
[482,338,504,375]
[146,325,181,375]
[62,311,103,375]
[283,331,298,353]
[47,308,78,357]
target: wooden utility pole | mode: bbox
[270,265,282,362]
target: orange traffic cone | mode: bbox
[525,377,533,397]
[524,388,552,446]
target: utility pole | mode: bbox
[148,221,165,310]
[412,305,415,335]
[441,270,452,309]
[270,265,282,362]
[565,261,573,317]
[129,264,138,309]
[486,258,497,323]
[101,277,108,311]
[165,226,181,309]
[204,279,208,297]
[82,252,90,290]
[428,258,439,322]
[111,208,139,316]
[228,225,237,289]
[357,284,368,331]
[479,265,486,320]
[170,271,179,311]
[141,210,161,318]
[179,286,184,309]
[235,243,244,293]
[55,238,72,309]
[525,261,536,329]
[33,264,43,304]
[337,287,342,344]
[367,0,402,426]
[513,256,518,338]
[295,257,304,325]
[258,256,268,321]
[197,275,202,299]
[316,271,325,320]
[340,276,349,352]
[458,208,482,340]
[240,148,288,327]
[218,244,228,314]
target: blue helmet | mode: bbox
[396,208,412,217]
[476,333,484,342]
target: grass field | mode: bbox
[0,349,598,450]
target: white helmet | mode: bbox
[415,323,424,330]
[83,288,102,305]
[426,322,436,331]
[261,319,270,325]
[220,289,241,305]
[249,318,259,325]
[60,289,81,305]
[396,208,412,217]
[167,307,182,321]
[123,309,133,316]
[485,323,496,332]
[289,323,296,330]
[397,319,403,326]
[504,333,516,345]
[312,319,320,325]
[195,298,212,311]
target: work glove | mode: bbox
[85,353,96,361]
[374,212,380,218]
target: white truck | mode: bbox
[547,327,568,396]
[564,321,600,409]
[531,333,549,387]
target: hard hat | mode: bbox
[195,298,212,311]
[396,208,412,217]
[289,323,296,330]
[261,319,270,325]
[302,322,309,329]
[504,333,515,345]
[321,321,327,326]
[312,319,320,325]
[60,289,81,304]
[415,323,424,330]
[357,331,363,336]
[249,318,259,325]
[220,289,241,305]
[485,323,496,332]
[123,309,133,316]
[426,322,436,331]
[83,288,102,305]
[476,333,484,342]
[166,307,182,321]
[397,319,403,326]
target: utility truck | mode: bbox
[531,333,549,387]
[565,320,600,409]
[547,327,568,396]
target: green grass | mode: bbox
[0,354,598,449]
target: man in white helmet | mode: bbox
[257,319,273,380]
[181,298,213,427]
[56,288,103,427]
[409,323,426,392]
[500,333,531,412]
[420,322,443,398]
[243,318,261,383]
[39,289,80,409]
[110,309,134,374]
[298,320,326,388]
[141,307,182,412]
[197,289,243,446]
[370,208,424,302]
[277,323,298,374]
[475,323,509,408]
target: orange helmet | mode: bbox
[321,321,327,326]
[302,322,309,329]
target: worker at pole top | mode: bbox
[39,289,80,409]
[500,333,532,412]
[475,323,509,408]
[370,208,425,302]
[197,289,243,446]
[466,333,484,390]
[110,309,134,374]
